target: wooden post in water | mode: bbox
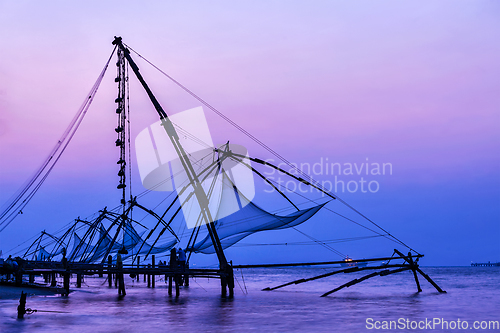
[152,255,155,288]
[76,273,82,288]
[408,252,422,292]
[29,274,35,284]
[15,272,22,287]
[221,276,227,297]
[220,277,227,297]
[17,291,27,319]
[228,264,234,298]
[50,273,57,287]
[137,256,140,282]
[416,267,446,293]
[63,272,70,295]
[394,249,423,293]
[108,255,113,287]
[147,264,151,288]
[175,274,180,297]
[169,248,176,296]
[184,262,189,287]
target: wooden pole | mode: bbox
[152,255,155,288]
[221,276,227,297]
[15,272,22,287]
[233,255,424,269]
[137,256,140,281]
[168,275,172,295]
[321,271,382,297]
[394,249,429,293]
[228,265,234,298]
[63,272,70,295]
[17,291,27,319]
[416,268,446,293]
[407,252,422,292]
[113,37,229,271]
[76,273,82,288]
[169,248,175,296]
[50,273,56,287]
[263,264,403,291]
[147,264,151,288]
[175,274,180,297]
[108,255,113,287]
[184,262,189,287]
[320,267,410,297]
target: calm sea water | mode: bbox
[0,267,499,332]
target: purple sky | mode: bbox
[0,1,499,265]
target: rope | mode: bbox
[291,227,345,258]
[239,268,248,294]
[232,235,384,247]
[123,44,417,254]
[234,273,247,295]
[0,45,117,233]
[263,173,411,250]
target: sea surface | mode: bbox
[0,267,499,332]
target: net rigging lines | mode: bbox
[0,46,118,233]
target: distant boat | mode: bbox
[340,256,368,268]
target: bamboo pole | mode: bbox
[108,255,112,287]
[234,255,423,269]
[137,256,140,281]
[152,255,155,288]
[147,264,151,287]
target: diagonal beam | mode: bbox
[229,156,299,211]
[263,264,406,291]
[113,37,228,269]
[321,267,411,297]
[230,152,336,200]
[416,268,446,293]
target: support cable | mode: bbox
[0,46,117,232]
[123,45,417,254]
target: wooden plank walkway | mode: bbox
[471,261,500,267]
[1,259,233,298]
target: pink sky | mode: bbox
[0,1,498,265]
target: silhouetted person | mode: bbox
[169,248,177,268]
[168,248,178,293]
[117,247,127,296]
[177,248,186,271]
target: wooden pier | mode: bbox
[1,257,234,298]
[1,250,447,298]
[471,261,500,267]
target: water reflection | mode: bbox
[0,267,498,333]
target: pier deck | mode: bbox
[1,259,233,297]
[471,261,500,267]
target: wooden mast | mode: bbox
[111,37,229,271]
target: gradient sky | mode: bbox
[0,1,499,266]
